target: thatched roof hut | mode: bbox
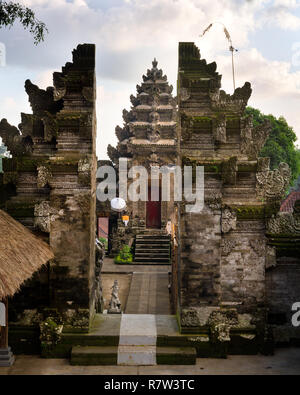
[0,209,54,299]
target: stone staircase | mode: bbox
[134,234,170,265]
[70,315,197,366]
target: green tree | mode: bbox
[0,1,48,44]
[245,107,300,187]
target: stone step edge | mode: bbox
[70,346,196,366]
[133,262,170,265]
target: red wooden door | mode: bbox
[146,185,161,229]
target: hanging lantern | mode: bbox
[110,197,126,212]
[122,215,129,226]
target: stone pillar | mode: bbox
[0,44,97,333]
[48,44,97,329]
[177,42,290,355]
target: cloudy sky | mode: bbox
[0,0,300,159]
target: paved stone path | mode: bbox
[102,258,171,314]
[125,272,170,314]
[118,315,157,365]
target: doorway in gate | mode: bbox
[146,183,161,229]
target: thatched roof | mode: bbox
[0,209,54,299]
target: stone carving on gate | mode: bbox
[221,207,237,233]
[53,72,66,101]
[34,201,58,233]
[267,211,300,235]
[180,88,190,102]
[147,126,160,143]
[222,156,237,185]
[221,239,237,256]
[241,117,271,160]
[212,114,226,143]
[180,114,194,142]
[142,58,167,82]
[181,309,200,327]
[130,94,140,107]
[37,165,52,188]
[122,109,135,123]
[208,310,238,343]
[210,82,252,115]
[205,192,222,210]
[149,110,160,123]
[256,160,291,201]
[115,125,131,142]
[42,113,58,142]
[249,238,266,256]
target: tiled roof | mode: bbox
[280,191,300,212]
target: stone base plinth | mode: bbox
[0,347,15,367]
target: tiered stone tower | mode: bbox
[108,59,178,255]
[0,45,97,338]
[177,43,290,354]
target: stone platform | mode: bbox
[0,347,15,367]
[70,314,196,366]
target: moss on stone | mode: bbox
[231,205,265,220]
[17,157,48,172]
[238,163,257,172]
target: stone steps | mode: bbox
[70,346,196,366]
[71,346,118,365]
[134,234,170,265]
[70,315,195,366]
[0,347,15,367]
[135,252,170,257]
[46,315,259,362]
[135,248,170,254]
[135,237,169,245]
[134,257,170,263]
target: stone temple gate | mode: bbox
[0,42,299,360]
[0,44,97,339]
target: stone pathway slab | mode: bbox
[118,314,157,365]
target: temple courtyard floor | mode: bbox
[0,348,299,375]
[1,259,299,375]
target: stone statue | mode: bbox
[108,280,122,314]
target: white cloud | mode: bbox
[1,0,300,158]
[215,47,300,142]
[259,0,300,30]
[274,0,300,8]
[0,97,26,129]
[96,83,132,160]
[34,69,53,88]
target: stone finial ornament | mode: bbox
[241,117,271,160]
[0,118,24,157]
